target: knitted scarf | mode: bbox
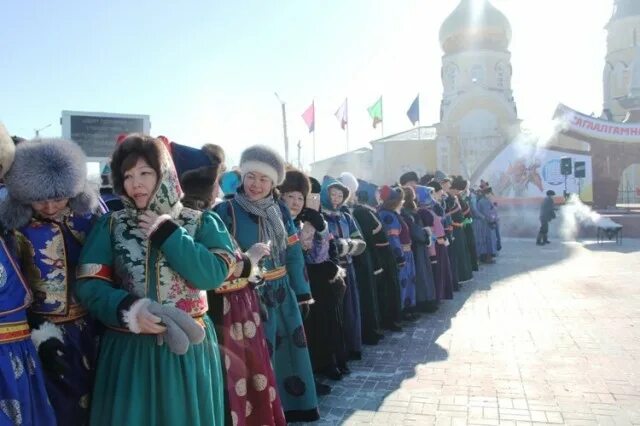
[234,192,287,262]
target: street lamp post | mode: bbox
[274,92,289,163]
[34,123,52,138]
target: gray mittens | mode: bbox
[147,302,206,355]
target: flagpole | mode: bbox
[380,96,384,137]
[346,98,350,152]
[312,99,316,164]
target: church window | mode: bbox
[471,64,484,84]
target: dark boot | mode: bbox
[543,234,550,244]
[315,379,331,396]
[536,233,544,245]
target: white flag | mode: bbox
[334,98,348,130]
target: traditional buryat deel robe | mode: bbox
[207,241,286,426]
[459,195,479,271]
[401,207,437,308]
[445,195,473,284]
[295,215,346,376]
[0,234,56,426]
[473,194,498,258]
[348,204,383,344]
[378,209,416,310]
[321,187,363,358]
[75,148,233,426]
[14,212,98,426]
[424,203,454,301]
[215,199,319,423]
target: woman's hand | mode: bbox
[138,211,171,238]
[245,242,271,266]
[137,307,167,334]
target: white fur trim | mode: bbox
[240,160,279,185]
[336,239,349,257]
[31,322,63,350]
[122,298,151,334]
[329,266,346,283]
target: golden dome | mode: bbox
[439,0,512,54]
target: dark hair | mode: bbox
[402,186,417,210]
[110,134,163,195]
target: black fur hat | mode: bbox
[0,138,98,229]
[451,176,469,191]
[399,171,419,186]
[279,169,311,198]
[426,180,442,192]
[309,177,321,194]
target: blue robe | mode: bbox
[215,199,319,423]
[0,235,56,426]
[14,215,98,426]
[378,209,416,309]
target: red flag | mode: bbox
[301,101,315,133]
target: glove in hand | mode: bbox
[38,338,69,380]
[147,303,206,355]
[298,208,326,232]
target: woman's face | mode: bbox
[31,198,69,219]
[243,171,273,201]
[329,187,344,209]
[123,157,158,209]
[282,191,304,217]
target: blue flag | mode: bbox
[407,94,420,125]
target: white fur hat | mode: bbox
[239,145,285,185]
[339,172,359,200]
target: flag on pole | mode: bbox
[367,96,383,128]
[407,94,420,126]
[301,101,315,133]
[334,98,348,130]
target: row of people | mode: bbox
[0,125,502,425]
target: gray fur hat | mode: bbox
[0,122,14,179]
[0,138,99,229]
[239,145,285,185]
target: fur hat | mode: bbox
[338,172,359,199]
[239,145,285,185]
[399,171,419,186]
[434,170,451,183]
[309,176,321,194]
[427,180,442,192]
[279,169,311,198]
[170,142,214,179]
[379,185,402,203]
[0,138,98,229]
[0,122,14,179]
[451,176,469,191]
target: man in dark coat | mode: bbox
[537,190,556,245]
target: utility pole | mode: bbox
[274,92,289,163]
[297,140,302,169]
[34,123,52,138]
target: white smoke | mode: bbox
[559,194,622,240]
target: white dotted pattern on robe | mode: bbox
[235,378,247,397]
[252,374,267,391]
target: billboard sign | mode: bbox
[61,111,150,157]
[477,143,593,202]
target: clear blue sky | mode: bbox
[1,0,611,167]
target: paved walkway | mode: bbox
[306,238,640,425]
